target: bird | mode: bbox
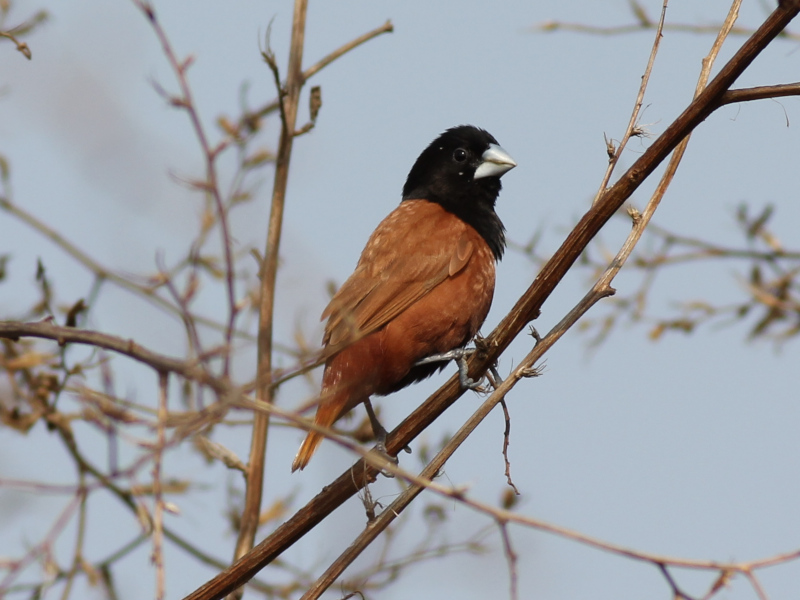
[291,125,516,472]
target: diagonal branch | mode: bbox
[300,20,393,82]
[592,0,669,204]
[182,3,800,600]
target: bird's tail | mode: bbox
[291,430,324,472]
[291,387,351,472]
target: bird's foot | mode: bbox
[486,363,504,390]
[416,347,482,390]
[367,439,399,478]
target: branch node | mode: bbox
[518,365,543,379]
[604,133,616,159]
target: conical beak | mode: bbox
[474,143,517,180]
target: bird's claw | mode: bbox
[415,347,485,391]
[369,440,398,478]
[461,376,480,390]
[487,364,503,389]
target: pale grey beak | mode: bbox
[474,143,517,180]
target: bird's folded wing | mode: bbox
[322,227,474,350]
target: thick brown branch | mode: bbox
[183,4,800,599]
[300,7,671,594]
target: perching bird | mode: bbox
[292,125,516,472]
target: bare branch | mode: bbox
[532,0,800,41]
[235,0,310,569]
[0,8,48,59]
[152,372,169,600]
[499,398,520,496]
[131,0,239,375]
[182,4,800,598]
[0,320,222,391]
[0,29,31,59]
[498,522,519,600]
[301,20,393,82]
[719,81,800,105]
[592,0,669,204]
[0,196,255,342]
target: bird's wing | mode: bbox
[322,201,474,350]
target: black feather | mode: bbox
[402,125,507,261]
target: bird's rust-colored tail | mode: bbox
[291,385,354,472]
[291,430,324,472]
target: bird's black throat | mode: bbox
[402,180,506,262]
[401,125,509,262]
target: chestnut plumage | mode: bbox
[292,125,515,472]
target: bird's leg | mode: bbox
[363,399,389,449]
[363,399,398,477]
[486,363,504,390]
[473,334,503,390]
[415,347,482,390]
[454,349,479,390]
[417,347,505,390]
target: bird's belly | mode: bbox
[374,259,495,394]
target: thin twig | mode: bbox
[301,20,393,82]
[658,563,696,600]
[498,522,519,600]
[182,4,800,597]
[234,0,309,569]
[132,0,239,376]
[743,568,770,600]
[0,29,32,59]
[58,476,88,600]
[152,373,169,600]
[157,254,205,370]
[0,196,254,341]
[0,8,47,60]
[499,399,520,495]
[701,569,734,600]
[0,494,82,592]
[231,20,392,135]
[0,321,223,392]
[592,0,669,204]
[532,0,800,42]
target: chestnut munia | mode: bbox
[292,125,515,471]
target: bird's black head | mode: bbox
[402,125,515,261]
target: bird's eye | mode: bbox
[453,148,468,162]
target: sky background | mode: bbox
[2,0,800,599]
